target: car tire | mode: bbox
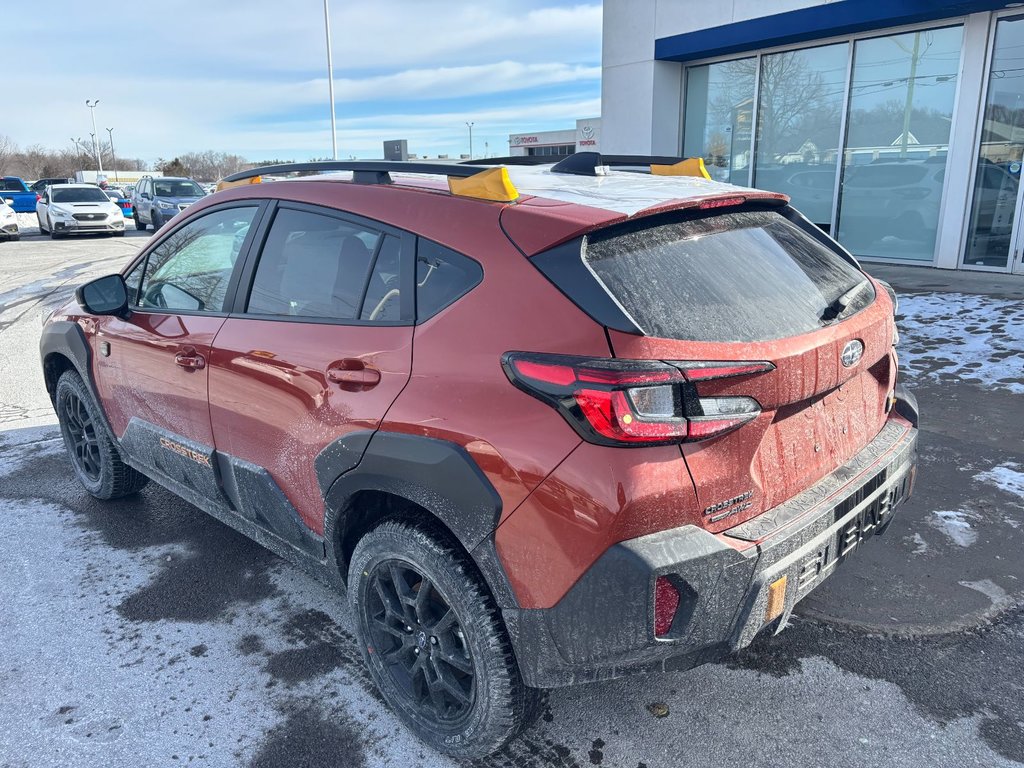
[55,370,149,500]
[37,214,47,234]
[348,520,539,759]
[112,231,126,238]
[151,211,163,231]
[9,234,19,242]
[50,229,63,240]
[134,212,146,231]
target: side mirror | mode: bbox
[76,274,129,316]
[142,193,152,200]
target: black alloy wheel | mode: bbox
[364,559,476,725]
[54,370,148,499]
[60,388,102,482]
[348,521,538,758]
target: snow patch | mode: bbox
[958,579,1012,612]
[0,437,64,478]
[975,462,1024,502]
[897,292,1024,394]
[929,509,979,547]
[909,533,929,555]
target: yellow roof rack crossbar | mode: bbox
[215,175,262,192]
[447,166,519,203]
[650,157,711,179]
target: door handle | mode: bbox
[326,359,381,391]
[174,349,206,370]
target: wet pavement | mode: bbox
[1,230,1022,767]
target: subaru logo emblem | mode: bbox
[841,340,864,368]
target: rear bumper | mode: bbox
[505,408,918,688]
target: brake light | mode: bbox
[503,352,768,447]
[654,576,680,637]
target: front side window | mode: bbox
[137,206,258,312]
[247,207,382,320]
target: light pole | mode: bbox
[89,133,97,170]
[86,99,103,175]
[323,0,338,160]
[465,121,474,160]
[106,128,118,183]
[71,137,84,179]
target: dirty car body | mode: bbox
[40,154,919,757]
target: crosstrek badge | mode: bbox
[159,436,212,467]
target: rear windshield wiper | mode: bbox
[820,280,870,324]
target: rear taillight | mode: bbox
[654,576,680,637]
[502,352,770,447]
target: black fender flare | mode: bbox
[321,430,517,608]
[39,320,118,443]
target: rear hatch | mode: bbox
[533,203,897,532]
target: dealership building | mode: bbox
[602,0,1024,273]
[508,118,601,157]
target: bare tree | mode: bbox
[0,134,15,174]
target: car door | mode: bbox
[207,202,415,543]
[92,202,264,496]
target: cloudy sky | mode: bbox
[6,1,601,163]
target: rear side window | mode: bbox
[246,207,381,320]
[360,235,402,322]
[582,209,873,343]
[415,240,482,322]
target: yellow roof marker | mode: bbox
[215,175,263,192]
[650,157,711,179]
[448,166,519,203]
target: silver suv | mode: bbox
[131,176,206,231]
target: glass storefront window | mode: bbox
[683,58,756,185]
[963,15,1024,269]
[752,43,849,229]
[835,27,963,263]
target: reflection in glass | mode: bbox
[752,43,849,229]
[683,59,756,185]
[836,27,963,262]
[964,15,1024,269]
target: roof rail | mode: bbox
[217,160,519,202]
[221,160,485,186]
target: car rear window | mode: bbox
[581,209,873,343]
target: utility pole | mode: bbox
[86,100,103,174]
[899,32,922,159]
[106,128,118,183]
[466,121,474,160]
[323,0,338,160]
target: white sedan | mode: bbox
[0,197,19,241]
[36,184,126,239]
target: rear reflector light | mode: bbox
[503,352,769,447]
[654,576,680,637]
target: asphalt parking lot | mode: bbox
[1,220,1023,767]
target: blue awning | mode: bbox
[655,0,1015,63]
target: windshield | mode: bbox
[52,187,113,204]
[154,180,204,197]
[582,209,873,343]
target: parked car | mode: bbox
[102,188,133,218]
[30,177,74,196]
[36,183,126,238]
[131,176,206,231]
[1,176,40,213]
[40,155,918,758]
[0,197,19,241]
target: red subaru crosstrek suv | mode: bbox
[41,154,918,757]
